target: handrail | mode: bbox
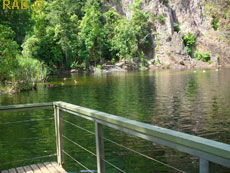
[54,101,230,173]
[0,102,229,173]
[54,102,230,160]
[0,102,53,113]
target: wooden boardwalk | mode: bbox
[1,162,66,173]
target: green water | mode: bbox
[0,69,230,172]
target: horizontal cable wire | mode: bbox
[64,120,94,135]
[19,135,56,141]
[1,136,55,146]
[63,135,127,173]
[63,150,94,173]
[63,135,96,157]
[103,137,186,173]
[0,117,54,125]
[0,153,56,166]
[64,121,185,173]
[102,159,127,173]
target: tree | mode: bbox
[22,8,63,69]
[47,0,82,67]
[112,18,138,60]
[111,2,151,60]
[79,0,105,66]
[103,10,119,60]
[0,25,19,81]
[131,8,152,55]
[0,0,32,44]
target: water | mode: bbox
[0,69,230,172]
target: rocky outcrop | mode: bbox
[105,0,230,68]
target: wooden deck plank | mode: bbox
[1,171,9,173]
[51,162,66,173]
[43,162,60,173]
[37,163,50,173]
[16,167,25,173]
[8,169,16,173]
[30,164,42,173]
[23,166,33,173]
[4,162,66,173]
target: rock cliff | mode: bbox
[104,0,230,68]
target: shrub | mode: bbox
[157,15,166,24]
[211,14,220,31]
[173,23,180,32]
[154,61,160,65]
[112,58,116,64]
[183,32,196,55]
[15,55,48,91]
[194,50,211,62]
[0,25,19,80]
[163,0,169,6]
[140,51,145,66]
[97,64,102,70]
[203,52,211,62]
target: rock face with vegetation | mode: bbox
[105,0,230,67]
[0,0,230,93]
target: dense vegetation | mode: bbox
[183,32,196,56]
[0,0,152,93]
[1,0,229,93]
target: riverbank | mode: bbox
[68,60,224,74]
[0,61,227,96]
[0,82,37,95]
[0,86,16,95]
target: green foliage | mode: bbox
[112,18,136,59]
[112,58,116,64]
[96,64,102,70]
[194,50,211,62]
[173,23,180,32]
[0,25,47,92]
[16,55,47,90]
[183,32,196,55]
[132,0,142,10]
[186,47,192,56]
[103,10,119,60]
[203,53,211,62]
[0,0,32,44]
[154,61,160,65]
[183,32,196,46]
[83,56,89,70]
[111,8,151,60]
[22,8,64,69]
[140,52,145,66]
[1,0,156,93]
[22,31,63,68]
[223,10,227,19]
[79,0,104,66]
[48,0,81,66]
[162,0,169,6]
[157,15,166,24]
[0,25,19,80]
[211,14,220,31]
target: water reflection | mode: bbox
[0,69,230,172]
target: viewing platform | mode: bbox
[0,102,229,173]
[1,162,66,173]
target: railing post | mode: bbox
[95,121,105,173]
[54,105,64,166]
[200,158,216,173]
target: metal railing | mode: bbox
[0,102,229,173]
[0,102,56,169]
